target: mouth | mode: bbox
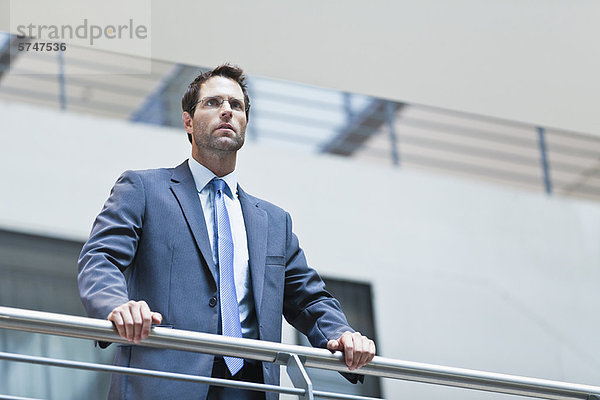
[216,123,235,132]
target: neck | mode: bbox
[191,148,237,177]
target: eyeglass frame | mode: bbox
[191,96,248,113]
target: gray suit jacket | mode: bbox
[78,160,355,400]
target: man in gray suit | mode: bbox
[78,64,375,400]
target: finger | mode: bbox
[139,303,152,340]
[359,339,376,368]
[368,340,376,362]
[108,310,126,339]
[342,334,355,369]
[350,333,364,370]
[357,335,373,368]
[357,337,371,368]
[327,339,342,353]
[354,345,366,369]
[151,312,162,325]
[131,302,144,343]
[121,309,134,342]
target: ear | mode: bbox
[182,111,193,134]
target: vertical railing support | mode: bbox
[57,50,67,111]
[537,126,552,195]
[276,352,313,400]
[246,78,258,142]
[386,101,400,167]
[343,92,354,120]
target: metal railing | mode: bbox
[3,29,600,203]
[0,307,599,400]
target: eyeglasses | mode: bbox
[195,96,246,112]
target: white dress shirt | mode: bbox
[188,157,258,339]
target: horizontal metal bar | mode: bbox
[544,127,600,144]
[254,108,342,129]
[406,102,595,143]
[0,67,151,97]
[1,306,599,399]
[11,47,153,75]
[332,143,544,186]
[252,87,345,112]
[396,131,597,176]
[0,351,379,400]
[0,85,132,114]
[397,116,539,148]
[250,128,323,146]
[313,390,381,400]
[357,144,600,195]
[0,351,303,397]
[545,142,600,160]
[399,133,540,167]
[0,395,44,400]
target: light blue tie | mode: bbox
[211,178,244,376]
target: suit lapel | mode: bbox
[238,186,267,321]
[170,161,217,285]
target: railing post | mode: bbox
[276,352,313,400]
[343,92,354,120]
[537,126,552,195]
[386,101,400,167]
[246,78,258,142]
[57,50,67,111]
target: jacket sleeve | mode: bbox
[281,212,363,384]
[77,170,145,321]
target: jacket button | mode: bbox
[209,296,217,307]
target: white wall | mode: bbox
[1,101,599,398]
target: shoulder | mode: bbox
[116,164,180,189]
[124,166,174,181]
[239,187,289,218]
[106,166,182,205]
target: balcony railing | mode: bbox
[3,30,600,204]
[0,306,599,400]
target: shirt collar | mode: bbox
[188,157,238,198]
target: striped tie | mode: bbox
[211,178,244,376]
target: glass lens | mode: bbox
[202,97,221,108]
[200,97,244,111]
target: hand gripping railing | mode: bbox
[0,306,599,400]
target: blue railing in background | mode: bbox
[1,32,599,202]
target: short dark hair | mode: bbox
[182,64,251,144]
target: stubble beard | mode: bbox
[193,125,246,155]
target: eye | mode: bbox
[204,98,220,107]
[230,99,244,111]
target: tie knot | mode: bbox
[211,178,228,196]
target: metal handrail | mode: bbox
[1,306,599,400]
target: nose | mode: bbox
[219,100,233,117]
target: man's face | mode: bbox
[184,76,247,154]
